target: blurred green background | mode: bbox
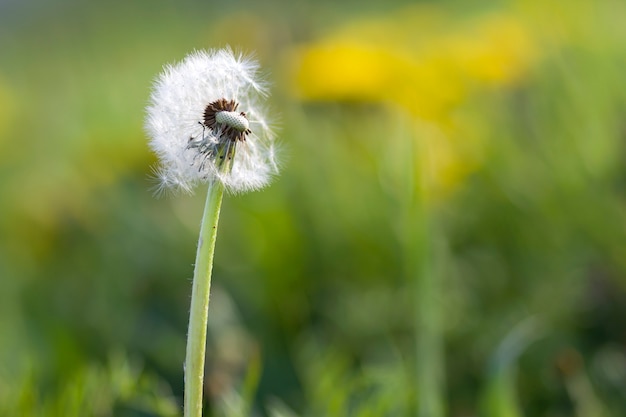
[1,0,626,416]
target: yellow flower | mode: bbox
[444,14,537,86]
[289,6,538,199]
[290,7,537,119]
[293,41,398,101]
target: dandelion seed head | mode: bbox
[145,48,278,194]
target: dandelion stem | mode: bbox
[411,212,443,417]
[397,118,444,417]
[409,176,443,417]
[184,179,225,417]
[409,164,444,417]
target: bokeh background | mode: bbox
[1,0,625,416]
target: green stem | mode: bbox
[413,214,443,417]
[184,180,225,417]
[399,120,443,417]
[405,187,443,417]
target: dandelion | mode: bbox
[145,48,279,417]
[146,48,278,194]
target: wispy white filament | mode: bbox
[145,48,279,194]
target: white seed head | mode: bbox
[215,111,250,132]
[145,48,279,194]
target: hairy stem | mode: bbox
[184,180,224,417]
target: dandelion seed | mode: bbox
[145,48,279,194]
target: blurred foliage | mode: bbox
[1,0,626,416]
[0,351,179,417]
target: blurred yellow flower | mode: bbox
[294,42,400,102]
[291,7,537,119]
[445,14,536,85]
[289,6,539,200]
